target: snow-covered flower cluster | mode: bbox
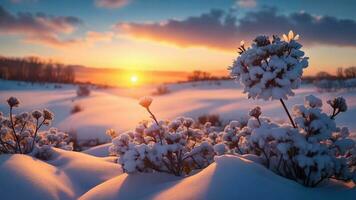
[0,97,73,158]
[219,95,356,187]
[109,117,222,176]
[229,31,309,100]
[35,127,73,160]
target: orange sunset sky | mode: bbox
[1,0,356,77]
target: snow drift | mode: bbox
[0,148,122,200]
[80,155,356,200]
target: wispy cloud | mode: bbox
[95,0,130,9]
[236,0,257,8]
[0,6,114,48]
[0,5,83,47]
[115,7,356,51]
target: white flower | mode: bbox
[240,40,245,46]
[282,30,300,42]
[139,96,153,108]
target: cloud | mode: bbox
[238,8,356,47]
[95,0,129,9]
[115,7,356,51]
[236,0,257,8]
[115,9,239,51]
[86,31,114,43]
[0,6,115,48]
[0,5,84,47]
[24,31,114,48]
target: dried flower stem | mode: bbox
[31,118,45,151]
[279,99,296,128]
[9,107,23,153]
[146,107,163,145]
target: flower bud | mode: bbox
[32,110,42,119]
[249,106,262,119]
[7,97,19,107]
[139,96,153,108]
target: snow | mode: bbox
[83,143,112,157]
[1,79,355,144]
[0,79,355,199]
[229,32,308,100]
[0,148,122,200]
[80,155,356,200]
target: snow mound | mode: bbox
[83,143,111,157]
[0,148,122,200]
[0,153,75,200]
[80,155,356,200]
[79,172,181,200]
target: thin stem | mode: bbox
[0,138,10,153]
[330,108,340,120]
[9,107,23,153]
[147,108,159,126]
[257,118,261,126]
[31,118,45,152]
[146,107,163,145]
[279,99,296,128]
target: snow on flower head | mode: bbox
[249,106,262,119]
[43,109,54,121]
[229,31,309,100]
[7,96,20,107]
[139,96,153,108]
[304,95,322,108]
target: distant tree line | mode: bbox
[187,70,229,82]
[315,66,356,80]
[0,56,75,83]
[303,66,356,82]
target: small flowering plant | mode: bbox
[229,30,308,101]
[229,30,308,127]
[109,97,222,176]
[226,32,355,187]
[0,97,72,158]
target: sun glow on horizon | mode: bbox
[130,74,139,84]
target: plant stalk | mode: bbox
[279,99,296,128]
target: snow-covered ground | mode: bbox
[0,148,122,199]
[80,155,356,200]
[1,79,355,144]
[0,79,355,200]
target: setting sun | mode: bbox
[130,75,138,83]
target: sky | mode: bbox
[1,0,356,76]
